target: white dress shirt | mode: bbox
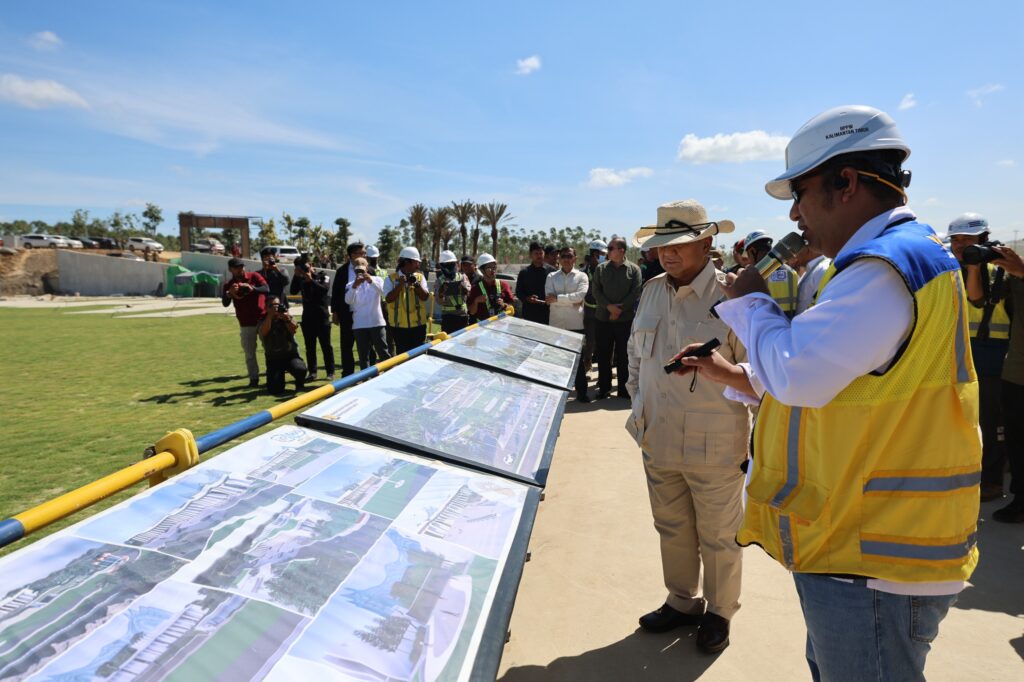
[545,268,589,330]
[344,275,386,329]
[717,206,962,596]
[795,255,832,315]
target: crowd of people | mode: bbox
[217,103,1023,679]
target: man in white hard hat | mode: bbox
[947,214,1010,502]
[678,105,981,679]
[743,230,799,318]
[468,253,515,321]
[331,242,367,376]
[627,200,749,654]
[365,245,382,275]
[383,246,430,353]
[436,250,472,333]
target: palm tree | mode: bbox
[450,200,474,256]
[408,204,428,254]
[428,206,452,263]
[471,205,483,257]
[477,201,513,260]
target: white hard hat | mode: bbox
[398,246,421,261]
[365,245,380,258]
[587,239,608,252]
[477,253,496,267]
[439,250,457,264]
[947,213,990,237]
[766,105,911,200]
[743,230,772,250]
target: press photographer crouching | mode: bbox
[290,253,335,382]
[258,295,307,395]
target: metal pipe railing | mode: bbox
[0,313,508,549]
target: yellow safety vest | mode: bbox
[739,221,981,583]
[767,266,798,316]
[966,264,1011,341]
[387,272,428,328]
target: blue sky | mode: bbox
[1,1,1021,246]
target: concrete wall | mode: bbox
[181,252,266,279]
[57,250,171,296]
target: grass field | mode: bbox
[0,306,351,556]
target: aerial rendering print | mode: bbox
[431,326,578,389]
[485,316,584,352]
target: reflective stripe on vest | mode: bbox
[739,220,981,583]
[388,273,427,328]
[479,280,505,316]
[767,267,798,313]
[966,264,1011,341]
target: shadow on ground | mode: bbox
[500,630,716,682]
[141,376,326,406]
[564,394,631,415]
[952,495,1024,621]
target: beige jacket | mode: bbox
[625,262,751,469]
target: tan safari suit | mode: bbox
[625,262,751,620]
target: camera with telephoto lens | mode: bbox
[962,240,1004,265]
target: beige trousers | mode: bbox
[643,453,745,620]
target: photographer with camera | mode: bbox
[436,250,472,333]
[948,213,1011,502]
[383,246,430,353]
[468,253,516,321]
[344,257,390,369]
[221,257,270,387]
[258,295,307,394]
[259,248,290,309]
[330,242,367,377]
[290,253,335,382]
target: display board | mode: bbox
[429,326,579,391]
[0,426,539,682]
[485,316,584,353]
[297,355,565,487]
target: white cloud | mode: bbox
[677,130,789,164]
[997,159,1017,167]
[587,167,653,188]
[898,93,917,110]
[30,31,63,51]
[967,83,1005,107]
[516,55,542,75]
[0,73,88,109]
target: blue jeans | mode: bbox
[793,573,957,682]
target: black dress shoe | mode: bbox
[992,496,1024,523]
[596,390,611,400]
[638,604,702,633]
[576,391,591,403]
[696,612,730,653]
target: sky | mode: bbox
[1,1,1022,246]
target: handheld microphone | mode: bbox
[711,231,808,316]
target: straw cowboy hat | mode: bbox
[633,200,735,248]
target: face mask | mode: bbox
[598,254,606,264]
[441,263,456,279]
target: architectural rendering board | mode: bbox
[485,316,584,352]
[429,326,579,390]
[0,426,540,682]
[296,355,565,486]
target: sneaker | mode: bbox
[325,374,335,382]
[992,497,1024,523]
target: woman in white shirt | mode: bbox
[344,258,391,370]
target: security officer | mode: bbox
[382,246,430,353]
[436,249,472,333]
[626,200,749,654]
[681,105,980,679]
[580,240,607,377]
[743,230,798,318]
[948,213,1011,501]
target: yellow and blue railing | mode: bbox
[0,312,509,549]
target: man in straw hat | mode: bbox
[625,199,751,654]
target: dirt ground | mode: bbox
[0,249,58,296]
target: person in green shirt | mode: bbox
[593,236,643,399]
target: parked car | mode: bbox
[192,238,225,255]
[88,236,119,249]
[76,236,99,248]
[126,237,164,253]
[265,245,301,263]
[21,234,68,248]
[62,236,84,249]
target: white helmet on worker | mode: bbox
[365,245,380,258]
[766,105,911,200]
[438,250,457,264]
[477,253,496,267]
[743,230,773,251]
[587,239,608,253]
[947,213,990,237]
[398,246,421,261]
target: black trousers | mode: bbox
[301,320,335,377]
[393,325,427,355]
[442,314,469,334]
[582,307,596,374]
[1002,380,1024,496]
[354,327,391,370]
[979,375,1006,486]
[570,328,589,395]
[595,318,631,394]
[338,312,356,376]
[266,354,307,394]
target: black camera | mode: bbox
[962,241,1003,266]
[273,303,288,313]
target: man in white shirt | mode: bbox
[788,244,832,314]
[344,257,390,370]
[626,200,749,655]
[544,246,590,401]
[677,105,980,680]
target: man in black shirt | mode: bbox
[330,242,366,376]
[258,296,307,394]
[515,241,554,325]
[290,255,335,382]
[259,249,291,309]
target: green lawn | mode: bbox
[0,306,350,556]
